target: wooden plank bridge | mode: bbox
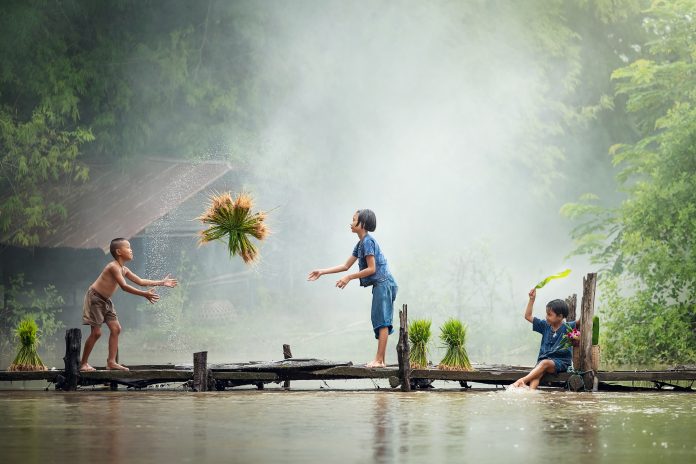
[2,358,695,392]
[2,273,695,392]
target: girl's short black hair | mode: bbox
[546,299,569,318]
[356,209,377,232]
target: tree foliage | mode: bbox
[1,0,267,246]
[563,0,696,365]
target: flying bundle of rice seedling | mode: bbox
[8,317,47,371]
[438,318,473,371]
[408,319,432,369]
[197,191,269,263]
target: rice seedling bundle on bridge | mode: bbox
[8,317,47,371]
[409,319,432,369]
[438,318,473,371]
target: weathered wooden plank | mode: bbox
[597,371,696,381]
[78,369,193,381]
[212,359,353,372]
[213,372,278,381]
[0,371,62,381]
[410,368,570,383]
[311,366,399,379]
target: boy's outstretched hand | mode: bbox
[307,270,323,281]
[162,274,178,288]
[529,288,536,301]
[145,288,160,304]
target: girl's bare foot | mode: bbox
[106,362,129,371]
[365,361,386,368]
[80,363,96,372]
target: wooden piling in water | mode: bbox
[397,304,411,392]
[579,273,597,380]
[62,328,81,391]
[283,344,292,389]
[193,351,208,392]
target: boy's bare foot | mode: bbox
[106,362,129,371]
[80,363,97,372]
[365,361,386,368]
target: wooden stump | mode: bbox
[578,274,597,373]
[282,344,292,389]
[397,304,411,392]
[193,351,208,392]
[62,328,81,391]
[565,294,577,322]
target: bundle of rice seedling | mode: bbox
[438,318,473,371]
[197,191,269,263]
[408,319,431,369]
[8,317,47,371]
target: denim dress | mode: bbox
[352,234,398,338]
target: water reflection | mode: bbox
[0,390,694,463]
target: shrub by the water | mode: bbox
[197,191,269,263]
[408,319,431,369]
[438,318,473,371]
[8,317,46,371]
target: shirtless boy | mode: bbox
[80,238,178,372]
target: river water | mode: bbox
[1,388,694,463]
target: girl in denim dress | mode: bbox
[308,209,398,368]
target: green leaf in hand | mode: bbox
[535,269,571,289]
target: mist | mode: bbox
[140,2,601,366]
[6,1,612,368]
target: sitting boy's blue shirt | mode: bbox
[352,234,393,287]
[533,317,576,365]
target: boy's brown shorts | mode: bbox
[82,287,118,326]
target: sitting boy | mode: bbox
[511,288,575,389]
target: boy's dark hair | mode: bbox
[356,209,377,232]
[546,299,569,318]
[110,238,128,259]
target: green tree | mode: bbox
[563,0,696,365]
[0,0,267,246]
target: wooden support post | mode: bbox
[63,328,81,391]
[110,350,119,391]
[397,304,411,392]
[565,294,577,322]
[193,351,208,392]
[579,273,597,387]
[282,344,292,389]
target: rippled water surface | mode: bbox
[1,389,695,463]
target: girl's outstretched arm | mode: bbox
[308,256,357,281]
[336,255,376,289]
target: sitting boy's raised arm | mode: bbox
[524,288,536,323]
